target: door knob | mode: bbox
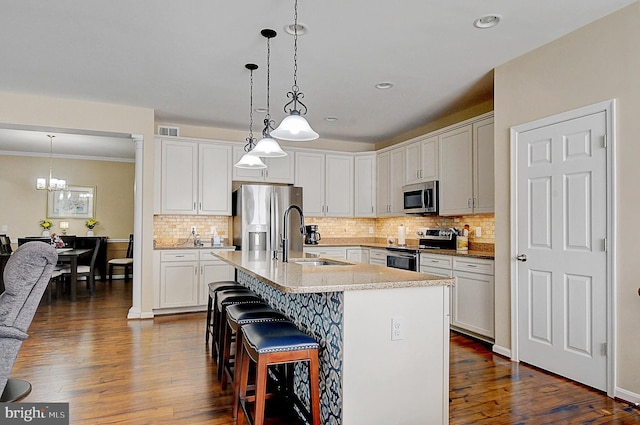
[516,254,527,262]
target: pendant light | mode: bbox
[251,29,287,157]
[271,0,319,141]
[36,134,68,191]
[234,63,267,169]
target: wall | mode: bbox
[494,2,640,398]
[0,154,134,240]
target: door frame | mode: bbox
[509,99,617,397]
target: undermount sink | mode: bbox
[294,259,352,266]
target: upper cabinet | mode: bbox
[439,115,494,215]
[160,139,232,215]
[404,135,438,185]
[376,148,404,216]
[295,151,354,217]
[231,146,294,184]
[354,153,376,217]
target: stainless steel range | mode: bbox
[418,228,457,250]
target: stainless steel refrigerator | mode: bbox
[232,184,304,254]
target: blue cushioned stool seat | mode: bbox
[205,281,241,344]
[237,321,321,425]
[242,321,319,354]
[221,303,289,398]
[214,290,262,376]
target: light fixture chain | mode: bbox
[292,0,298,89]
[245,67,256,152]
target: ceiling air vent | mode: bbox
[158,125,180,137]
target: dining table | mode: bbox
[56,248,92,301]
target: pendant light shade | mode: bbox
[252,135,287,157]
[272,0,319,142]
[271,112,319,141]
[234,63,267,169]
[235,151,267,169]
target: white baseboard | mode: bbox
[615,387,640,406]
[492,344,512,359]
[127,308,154,320]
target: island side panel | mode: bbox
[342,285,450,425]
[237,270,343,425]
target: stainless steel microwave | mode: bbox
[403,181,438,215]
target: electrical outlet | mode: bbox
[210,226,217,234]
[391,316,404,341]
[1,225,7,232]
[369,227,374,234]
[191,226,197,234]
[475,227,482,237]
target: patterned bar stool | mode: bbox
[205,281,242,344]
[214,290,263,375]
[237,321,321,425]
[222,303,288,402]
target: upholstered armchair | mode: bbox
[0,242,57,400]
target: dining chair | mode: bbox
[59,238,100,296]
[0,235,12,255]
[108,234,133,282]
[60,235,77,249]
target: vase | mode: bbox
[42,230,50,237]
[87,230,94,236]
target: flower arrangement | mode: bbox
[40,219,53,230]
[85,218,99,230]
[50,232,64,248]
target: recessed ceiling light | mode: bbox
[375,82,394,90]
[473,14,502,29]
[284,23,308,36]
[325,117,338,122]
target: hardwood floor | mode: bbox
[11,281,640,424]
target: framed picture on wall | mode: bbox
[47,185,96,219]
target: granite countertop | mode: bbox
[303,238,495,260]
[214,250,454,294]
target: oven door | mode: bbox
[386,252,418,271]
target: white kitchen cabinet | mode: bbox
[156,248,235,312]
[198,249,236,305]
[438,115,494,215]
[451,257,495,340]
[376,148,404,216]
[231,146,294,184]
[158,250,200,308]
[420,254,453,277]
[295,152,354,217]
[303,246,347,260]
[354,153,376,217]
[405,136,438,185]
[369,248,387,266]
[161,139,232,215]
[346,247,369,263]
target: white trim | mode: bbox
[492,344,511,359]
[615,387,640,406]
[509,99,616,397]
[128,135,144,320]
[0,149,134,163]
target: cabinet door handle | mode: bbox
[371,206,374,213]
[199,202,202,210]
[194,202,197,210]
[516,254,527,262]
[467,198,472,208]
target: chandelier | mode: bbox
[36,134,67,191]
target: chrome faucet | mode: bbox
[282,204,305,262]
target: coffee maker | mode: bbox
[304,225,321,245]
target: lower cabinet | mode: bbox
[156,249,235,312]
[369,249,387,266]
[420,253,494,341]
[346,247,370,263]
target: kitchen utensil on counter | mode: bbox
[304,225,321,245]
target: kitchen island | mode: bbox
[214,250,453,425]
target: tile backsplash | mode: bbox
[153,214,495,247]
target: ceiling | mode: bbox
[0,0,636,159]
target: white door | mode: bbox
[516,111,608,390]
